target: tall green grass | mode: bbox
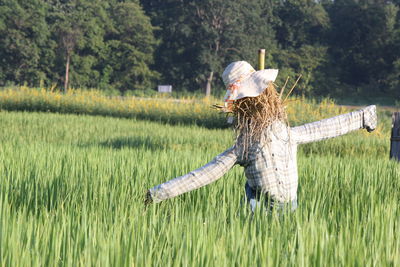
[0,111,398,266]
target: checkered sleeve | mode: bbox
[149,146,237,203]
[291,105,377,145]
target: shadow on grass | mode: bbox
[96,136,169,150]
[5,169,70,215]
[133,113,229,130]
[0,104,230,130]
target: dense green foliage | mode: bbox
[1,0,400,98]
[142,0,277,95]
[0,110,398,266]
[0,0,158,91]
[143,0,400,98]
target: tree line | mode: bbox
[1,0,400,99]
[0,0,158,92]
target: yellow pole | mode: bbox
[258,49,265,70]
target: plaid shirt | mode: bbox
[149,105,377,203]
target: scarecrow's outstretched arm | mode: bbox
[148,146,237,203]
[291,105,377,145]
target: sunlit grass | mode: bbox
[0,110,398,266]
[0,86,389,136]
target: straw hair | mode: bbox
[232,82,287,159]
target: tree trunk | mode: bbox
[205,71,213,97]
[64,53,70,93]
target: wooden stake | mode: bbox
[390,112,400,161]
[258,49,265,70]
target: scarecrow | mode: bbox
[145,61,377,212]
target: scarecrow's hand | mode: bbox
[363,105,377,133]
[144,190,153,205]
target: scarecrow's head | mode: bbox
[222,61,278,111]
[221,61,286,128]
[219,61,287,157]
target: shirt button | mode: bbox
[272,153,275,157]
[275,168,278,171]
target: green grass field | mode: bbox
[0,110,399,266]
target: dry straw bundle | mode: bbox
[214,76,301,159]
[233,82,286,158]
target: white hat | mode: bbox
[222,61,278,109]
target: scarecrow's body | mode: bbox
[147,61,377,210]
[148,105,377,208]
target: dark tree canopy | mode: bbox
[0,0,399,99]
[0,0,158,92]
